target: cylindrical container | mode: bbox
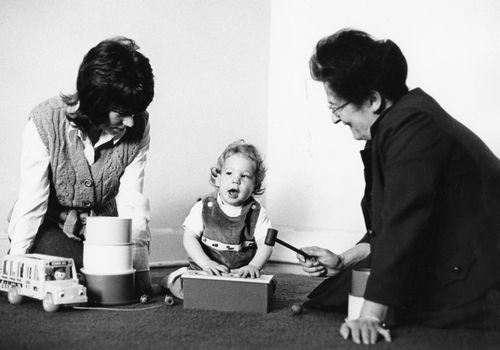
[347,293,365,320]
[81,269,136,305]
[83,243,133,274]
[85,217,132,244]
[351,268,371,297]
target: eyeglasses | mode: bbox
[328,101,350,124]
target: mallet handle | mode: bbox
[275,238,313,260]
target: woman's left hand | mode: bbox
[340,300,392,344]
[340,317,391,345]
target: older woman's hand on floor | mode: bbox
[340,317,392,345]
[340,300,392,345]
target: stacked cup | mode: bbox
[82,217,137,305]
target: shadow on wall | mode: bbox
[149,228,187,264]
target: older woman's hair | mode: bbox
[210,140,267,195]
[310,29,408,109]
[62,36,154,129]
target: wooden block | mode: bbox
[182,270,276,313]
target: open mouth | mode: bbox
[228,189,239,199]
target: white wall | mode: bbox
[2,0,499,265]
[0,0,271,261]
[267,0,500,261]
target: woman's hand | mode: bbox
[340,317,391,345]
[296,246,343,277]
[231,264,260,278]
[198,260,229,276]
[340,299,391,344]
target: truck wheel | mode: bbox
[42,293,60,312]
[8,286,24,304]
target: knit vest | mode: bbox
[193,192,261,270]
[30,97,147,239]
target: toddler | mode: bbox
[164,140,273,299]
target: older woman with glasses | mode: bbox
[296,28,500,344]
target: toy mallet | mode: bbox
[264,228,313,260]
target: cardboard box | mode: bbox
[182,270,276,313]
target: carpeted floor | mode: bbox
[1,266,500,349]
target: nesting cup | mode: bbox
[83,242,134,275]
[81,268,136,305]
[85,217,132,244]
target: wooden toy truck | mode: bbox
[0,254,87,312]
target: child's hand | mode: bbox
[199,260,229,276]
[231,264,260,278]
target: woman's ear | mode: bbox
[369,91,386,114]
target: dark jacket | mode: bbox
[360,88,500,323]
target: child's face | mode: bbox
[216,154,256,207]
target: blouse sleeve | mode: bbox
[116,121,151,245]
[8,120,51,254]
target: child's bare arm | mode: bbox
[232,240,273,278]
[249,240,273,270]
[183,228,229,275]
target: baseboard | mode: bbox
[0,226,361,267]
[149,225,360,265]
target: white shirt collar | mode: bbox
[65,102,126,146]
[67,122,126,147]
[216,192,243,217]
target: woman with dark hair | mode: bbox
[8,37,155,293]
[297,29,500,344]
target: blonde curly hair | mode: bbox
[209,139,266,195]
